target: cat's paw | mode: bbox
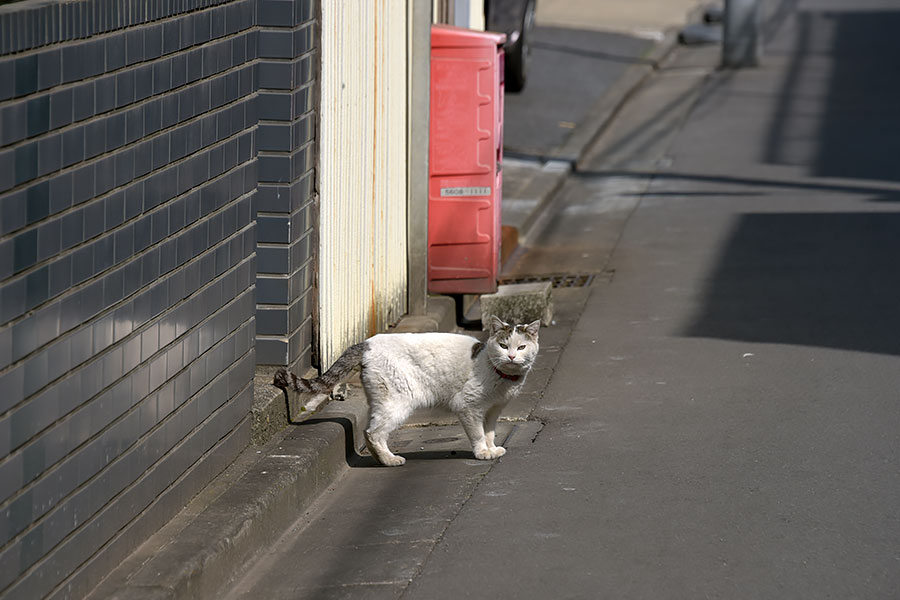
[474,446,505,460]
[378,454,406,467]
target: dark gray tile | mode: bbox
[13,228,38,274]
[114,149,134,188]
[231,32,248,65]
[193,9,211,45]
[37,218,61,262]
[187,47,203,83]
[1,100,27,146]
[125,105,144,145]
[144,23,163,60]
[210,5,226,39]
[257,90,291,121]
[72,81,94,122]
[71,162,95,206]
[258,29,293,59]
[171,52,187,89]
[160,92,178,128]
[26,94,50,137]
[60,208,83,250]
[71,244,93,285]
[49,88,74,131]
[24,265,49,311]
[0,58,13,101]
[84,39,106,79]
[15,54,38,97]
[84,119,107,159]
[177,86,195,122]
[48,172,73,215]
[123,181,142,221]
[258,0,294,27]
[125,28,144,66]
[294,22,315,55]
[105,111,126,150]
[256,243,289,277]
[48,253,71,298]
[256,305,287,336]
[257,122,290,152]
[256,274,288,304]
[134,63,154,103]
[37,134,61,177]
[94,155,116,197]
[14,142,38,187]
[105,31,126,72]
[256,153,290,184]
[103,267,124,307]
[115,69,135,108]
[95,75,116,115]
[178,11,194,48]
[257,60,292,90]
[122,333,141,373]
[0,189,27,236]
[162,18,180,55]
[94,233,114,273]
[143,97,161,135]
[37,49,61,91]
[25,181,50,225]
[152,57,171,95]
[105,189,125,230]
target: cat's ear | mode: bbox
[524,320,541,339]
[489,315,509,335]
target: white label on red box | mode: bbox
[440,186,491,197]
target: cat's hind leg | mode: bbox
[364,403,411,467]
[483,404,506,458]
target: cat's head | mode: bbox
[486,316,540,374]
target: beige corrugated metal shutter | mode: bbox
[319,1,409,368]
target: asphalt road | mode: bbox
[227,1,900,597]
[503,25,651,158]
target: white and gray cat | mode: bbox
[273,316,540,466]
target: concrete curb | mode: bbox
[87,419,351,600]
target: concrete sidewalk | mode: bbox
[86,5,710,599]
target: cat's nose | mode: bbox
[507,352,516,360]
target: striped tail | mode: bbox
[272,342,366,395]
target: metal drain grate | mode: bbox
[498,273,596,288]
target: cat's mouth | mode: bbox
[494,358,525,373]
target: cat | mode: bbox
[273,316,540,466]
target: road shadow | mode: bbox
[682,212,900,356]
[765,7,900,183]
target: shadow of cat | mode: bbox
[301,416,476,468]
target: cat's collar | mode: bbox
[494,366,521,382]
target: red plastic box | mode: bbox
[427,25,506,294]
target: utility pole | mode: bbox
[722,0,762,67]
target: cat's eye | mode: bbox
[499,343,508,350]
[518,345,526,350]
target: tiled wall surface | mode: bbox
[254,0,317,370]
[0,0,268,597]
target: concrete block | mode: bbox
[479,281,553,329]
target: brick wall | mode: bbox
[254,0,317,370]
[0,1,267,597]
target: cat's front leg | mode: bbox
[459,411,499,460]
[483,404,506,458]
